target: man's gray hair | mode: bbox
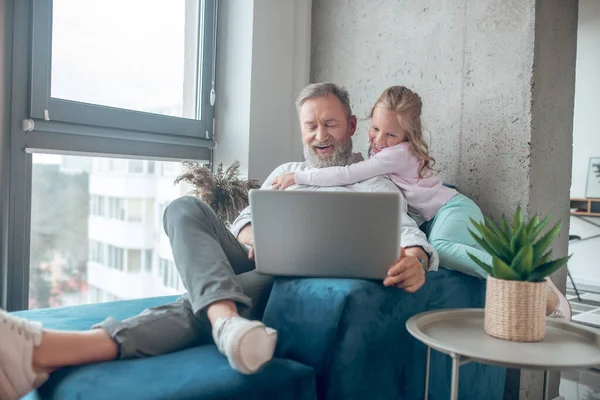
[295,82,352,118]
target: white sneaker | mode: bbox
[0,309,48,400]
[212,316,277,375]
[546,278,572,321]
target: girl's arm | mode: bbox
[296,146,408,187]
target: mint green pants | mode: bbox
[420,194,492,279]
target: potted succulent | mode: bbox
[467,207,570,342]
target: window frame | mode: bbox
[1,0,217,311]
[29,0,217,140]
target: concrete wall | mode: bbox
[311,0,557,219]
[526,2,578,397]
[312,0,465,186]
[311,0,578,399]
[571,0,600,198]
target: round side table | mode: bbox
[406,308,600,400]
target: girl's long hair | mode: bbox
[370,86,436,178]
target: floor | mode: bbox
[560,368,600,399]
[567,287,600,328]
[559,216,600,399]
[561,285,600,400]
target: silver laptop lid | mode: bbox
[250,190,401,280]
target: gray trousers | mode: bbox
[94,196,274,359]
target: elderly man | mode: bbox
[0,83,437,400]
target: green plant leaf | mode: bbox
[513,206,524,233]
[477,221,513,263]
[469,218,486,236]
[528,255,571,282]
[467,251,494,276]
[467,252,493,276]
[468,228,508,262]
[485,217,509,246]
[501,215,513,237]
[509,223,528,255]
[524,215,539,240]
[518,224,529,248]
[533,221,562,260]
[511,244,534,278]
[530,215,551,242]
[492,257,521,281]
[533,250,552,269]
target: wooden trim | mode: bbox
[570,198,600,216]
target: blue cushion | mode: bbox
[14,297,317,400]
[263,269,505,400]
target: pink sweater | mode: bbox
[295,142,457,222]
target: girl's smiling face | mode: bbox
[368,106,408,155]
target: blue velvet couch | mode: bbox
[16,268,505,400]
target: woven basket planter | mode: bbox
[484,276,547,342]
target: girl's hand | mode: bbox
[271,173,297,190]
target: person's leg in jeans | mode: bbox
[161,197,277,372]
[0,197,275,400]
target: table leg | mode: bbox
[424,346,431,399]
[542,369,549,400]
[450,354,460,400]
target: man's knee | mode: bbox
[163,196,214,229]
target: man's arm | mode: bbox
[399,206,439,272]
[381,199,437,292]
[230,164,288,240]
[359,177,439,271]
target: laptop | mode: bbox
[249,189,401,280]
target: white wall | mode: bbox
[569,11,600,290]
[213,0,253,177]
[568,216,600,290]
[214,0,311,181]
[571,0,600,198]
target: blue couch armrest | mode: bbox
[263,278,430,399]
[262,269,505,400]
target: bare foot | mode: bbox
[546,289,558,316]
[546,278,572,320]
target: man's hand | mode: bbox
[271,173,297,190]
[383,247,427,293]
[237,224,255,260]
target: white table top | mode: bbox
[406,308,600,370]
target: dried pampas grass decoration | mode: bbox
[174,161,260,224]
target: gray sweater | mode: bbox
[230,153,439,271]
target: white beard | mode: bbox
[303,136,353,168]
